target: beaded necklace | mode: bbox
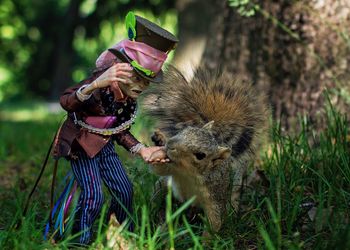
[73,87,138,135]
[72,107,137,136]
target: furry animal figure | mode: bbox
[144,66,269,233]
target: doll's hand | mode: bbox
[93,63,134,88]
[81,63,134,95]
[148,148,171,163]
[139,146,170,163]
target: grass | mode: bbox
[0,98,349,249]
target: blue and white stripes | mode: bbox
[71,141,133,244]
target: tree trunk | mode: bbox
[183,0,350,132]
[49,0,82,100]
[172,0,215,79]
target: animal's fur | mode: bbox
[144,66,269,233]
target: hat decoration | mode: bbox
[95,11,178,83]
[107,39,166,81]
[124,11,157,77]
[125,11,137,40]
[130,58,155,77]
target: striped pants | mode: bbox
[70,141,133,244]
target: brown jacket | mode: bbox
[53,69,139,159]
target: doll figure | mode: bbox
[52,11,178,245]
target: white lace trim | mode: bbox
[130,143,145,154]
[76,84,92,102]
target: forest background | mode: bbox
[1,0,350,249]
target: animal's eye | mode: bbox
[194,152,206,160]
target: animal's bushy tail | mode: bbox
[144,65,269,153]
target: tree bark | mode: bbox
[172,0,215,79]
[178,0,350,132]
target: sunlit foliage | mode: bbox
[0,0,177,101]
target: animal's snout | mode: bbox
[166,136,180,150]
[165,136,182,158]
[165,144,177,153]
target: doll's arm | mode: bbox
[80,63,133,95]
[60,63,133,112]
[114,131,167,162]
[59,77,96,112]
[114,130,140,151]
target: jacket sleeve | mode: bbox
[60,72,101,112]
[59,75,98,113]
[114,130,140,151]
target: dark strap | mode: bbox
[49,159,58,227]
[13,115,67,230]
[22,130,58,218]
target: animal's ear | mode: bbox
[212,146,231,166]
[202,120,215,131]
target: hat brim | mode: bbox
[108,48,163,83]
